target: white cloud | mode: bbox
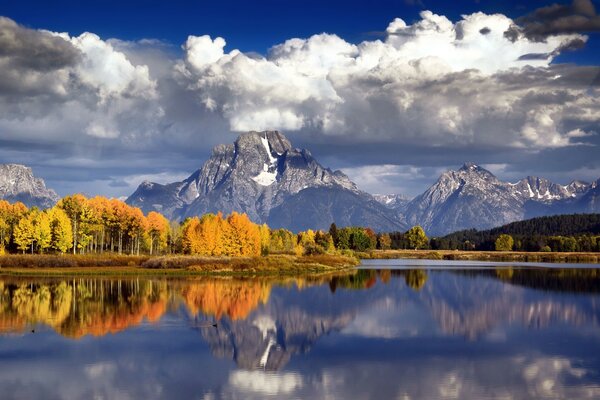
[342,164,444,195]
[175,10,596,151]
[0,11,599,197]
[385,11,581,73]
[60,31,157,101]
[228,370,303,395]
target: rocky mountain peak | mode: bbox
[239,130,293,154]
[565,180,590,195]
[403,162,600,235]
[126,131,403,232]
[0,163,60,208]
[459,162,479,171]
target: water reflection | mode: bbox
[0,265,599,399]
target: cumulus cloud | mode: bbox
[0,9,599,198]
[59,31,157,101]
[509,0,600,41]
[0,16,159,144]
[175,10,597,151]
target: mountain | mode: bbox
[0,164,59,208]
[373,194,411,212]
[267,187,405,232]
[127,131,406,232]
[403,163,595,236]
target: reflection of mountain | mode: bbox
[1,270,599,400]
[197,294,355,370]
[1,269,599,362]
[391,269,600,339]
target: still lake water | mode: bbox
[1,260,600,399]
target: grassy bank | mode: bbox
[0,253,359,276]
[357,249,600,263]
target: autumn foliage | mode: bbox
[0,195,365,257]
[182,212,262,257]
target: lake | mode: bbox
[1,260,599,399]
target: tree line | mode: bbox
[0,196,171,255]
[3,195,597,256]
[0,196,386,257]
[431,214,600,252]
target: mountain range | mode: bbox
[395,162,599,235]
[1,132,598,234]
[126,131,405,232]
[0,164,59,209]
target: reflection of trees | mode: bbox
[0,275,342,337]
[328,269,430,292]
[405,270,428,291]
[495,268,514,280]
[492,268,600,293]
[0,279,168,337]
[60,279,168,338]
[181,280,271,320]
[328,270,377,292]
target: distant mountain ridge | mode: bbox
[127,132,598,234]
[2,151,597,236]
[377,163,599,236]
[127,131,406,232]
[0,164,59,208]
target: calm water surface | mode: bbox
[1,260,600,399]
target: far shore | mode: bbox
[1,249,599,277]
[0,253,360,276]
[357,249,600,263]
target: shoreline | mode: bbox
[1,249,598,277]
[357,249,600,263]
[0,253,360,276]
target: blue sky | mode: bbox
[3,0,599,61]
[0,0,599,197]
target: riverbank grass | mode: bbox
[0,253,359,275]
[358,249,600,263]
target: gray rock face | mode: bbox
[403,162,595,236]
[0,164,59,208]
[268,187,407,232]
[373,194,411,213]
[127,131,405,232]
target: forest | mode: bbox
[0,196,380,257]
[428,214,600,252]
[2,196,599,258]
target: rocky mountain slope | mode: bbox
[0,164,59,208]
[127,131,406,232]
[373,194,411,212]
[398,163,596,236]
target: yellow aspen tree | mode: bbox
[0,200,10,247]
[57,194,87,254]
[48,207,73,254]
[182,217,201,254]
[34,211,52,253]
[14,213,35,253]
[259,224,270,255]
[227,212,261,256]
